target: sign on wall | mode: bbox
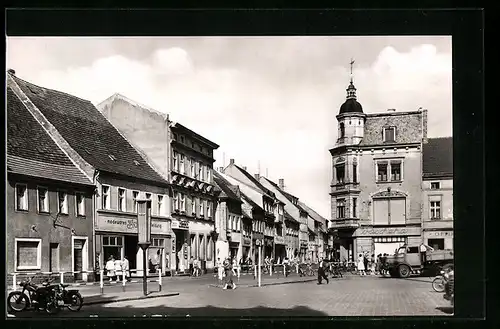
[171,220,189,230]
[96,216,170,235]
[424,231,453,238]
[354,226,421,237]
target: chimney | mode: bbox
[387,109,396,112]
[229,159,235,165]
[254,173,260,180]
[278,179,285,190]
[242,166,247,171]
[7,68,15,75]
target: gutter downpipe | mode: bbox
[92,170,100,281]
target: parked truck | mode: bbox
[384,244,453,278]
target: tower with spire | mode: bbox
[336,59,366,146]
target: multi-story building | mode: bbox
[222,161,285,260]
[298,201,329,260]
[259,177,304,260]
[422,137,453,250]
[9,73,171,279]
[97,94,220,273]
[7,78,95,283]
[329,74,426,261]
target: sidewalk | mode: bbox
[82,290,180,305]
[210,274,318,288]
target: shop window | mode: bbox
[428,238,445,250]
[15,238,42,270]
[336,199,345,219]
[15,183,28,211]
[118,188,126,212]
[207,236,213,261]
[37,186,49,213]
[179,155,185,175]
[75,192,86,216]
[101,185,110,210]
[102,236,123,261]
[132,191,139,213]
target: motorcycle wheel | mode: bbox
[7,291,28,312]
[432,277,446,292]
[67,292,83,312]
[45,297,61,314]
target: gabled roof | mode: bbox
[7,86,92,186]
[284,209,299,224]
[298,200,327,226]
[423,137,453,178]
[10,74,167,185]
[233,165,279,201]
[213,171,242,203]
[219,172,265,212]
[261,177,308,213]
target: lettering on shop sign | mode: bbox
[426,231,453,238]
[274,236,285,245]
[98,217,168,234]
[171,220,189,230]
[356,227,419,237]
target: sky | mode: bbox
[6,36,452,219]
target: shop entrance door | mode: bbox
[124,236,138,270]
[73,239,86,281]
[175,235,183,271]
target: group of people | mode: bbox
[356,252,390,276]
[103,255,131,282]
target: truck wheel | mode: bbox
[398,264,411,278]
[389,269,397,278]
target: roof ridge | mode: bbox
[96,93,169,121]
[10,73,94,105]
[7,76,95,184]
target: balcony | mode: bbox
[330,182,360,195]
[328,218,360,230]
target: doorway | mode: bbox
[49,243,59,273]
[72,237,88,281]
[124,235,138,270]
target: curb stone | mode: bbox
[84,292,180,306]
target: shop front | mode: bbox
[353,226,421,257]
[95,212,172,276]
[188,219,215,273]
[171,219,189,273]
[274,236,286,262]
[299,240,308,262]
[242,236,252,260]
[227,231,241,261]
[423,230,453,250]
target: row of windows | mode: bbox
[334,160,402,185]
[173,133,213,157]
[172,191,213,218]
[101,185,167,216]
[15,184,86,217]
[286,227,299,237]
[172,151,212,183]
[252,220,265,234]
[227,215,241,232]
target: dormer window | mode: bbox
[383,127,396,142]
[339,122,345,138]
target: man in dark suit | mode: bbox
[317,259,329,284]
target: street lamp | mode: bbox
[137,199,152,296]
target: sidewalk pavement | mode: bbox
[82,290,180,306]
[210,274,318,288]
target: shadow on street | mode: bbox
[435,306,454,315]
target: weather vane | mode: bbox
[349,58,355,82]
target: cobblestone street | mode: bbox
[9,275,453,317]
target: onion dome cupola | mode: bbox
[339,59,363,115]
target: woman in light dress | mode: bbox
[357,253,365,276]
[106,256,116,281]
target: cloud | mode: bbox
[15,41,452,219]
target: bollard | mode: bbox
[237,266,240,281]
[100,270,104,294]
[254,264,257,280]
[122,271,126,292]
[270,265,272,276]
[60,272,64,284]
[159,270,162,292]
[12,273,17,291]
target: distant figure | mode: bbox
[420,243,434,264]
[106,256,115,281]
[357,254,365,276]
[121,256,131,281]
[154,250,162,273]
[114,257,122,281]
[317,258,329,284]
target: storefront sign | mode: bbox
[274,236,285,245]
[355,226,420,237]
[171,220,189,230]
[243,238,251,246]
[425,231,453,238]
[96,216,170,235]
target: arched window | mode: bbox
[339,122,345,138]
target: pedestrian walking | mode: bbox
[317,259,329,284]
[216,258,224,282]
[121,256,131,281]
[357,254,365,275]
[222,258,237,290]
[114,257,122,282]
[106,256,116,281]
[363,252,369,275]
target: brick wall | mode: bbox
[361,111,424,146]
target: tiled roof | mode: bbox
[11,75,167,185]
[423,137,453,178]
[298,201,327,225]
[262,177,308,213]
[284,209,299,224]
[234,165,277,199]
[7,87,92,186]
[213,171,242,202]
